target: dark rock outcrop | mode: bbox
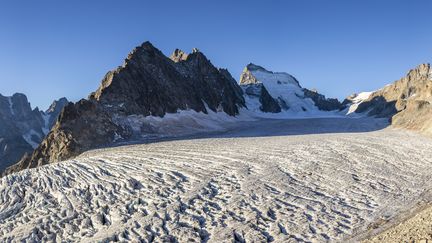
[242,84,281,113]
[0,94,68,172]
[91,42,244,117]
[5,41,246,175]
[303,88,345,111]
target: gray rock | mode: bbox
[5,41,246,175]
[46,97,69,128]
[303,88,344,111]
[243,84,281,113]
[0,94,68,172]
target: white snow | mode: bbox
[346,91,374,115]
[250,69,319,113]
[2,118,432,242]
[41,113,51,135]
[112,106,255,140]
[242,94,345,119]
[22,129,41,149]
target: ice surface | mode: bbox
[2,118,432,242]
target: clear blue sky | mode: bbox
[1,0,431,110]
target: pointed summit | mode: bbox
[6,41,246,175]
[46,97,69,114]
[245,63,268,72]
[124,41,166,65]
[45,97,69,128]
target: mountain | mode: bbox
[0,94,68,172]
[45,97,69,128]
[4,42,246,175]
[239,63,343,113]
[348,63,432,134]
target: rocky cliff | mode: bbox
[0,94,67,172]
[4,41,246,175]
[349,63,432,134]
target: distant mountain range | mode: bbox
[1,41,431,175]
[0,94,68,172]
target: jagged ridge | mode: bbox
[350,63,432,134]
[4,41,246,175]
[239,63,343,113]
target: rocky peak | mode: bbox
[350,63,432,118]
[0,93,40,124]
[245,63,268,72]
[10,93,32,118]
[240,63,301,87]
[240,65,260,85]
[239,63,279,85]
[46,97,69,114]
[0,93,67,173]
[170,49,189,62]
[45,97,69,128]
[5,41,246,175]
[405,63,431,82]
[121,41,167,69]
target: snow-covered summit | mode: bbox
[240,63,300,87]
[240,63,343,114]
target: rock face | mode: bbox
[239,63,343,113]
[0,94,68,172]
[242,84,281,113]
[4,41,246,175]
[303,88,344,111]
[45,97,69,128]
[349,63,432,134]
[91,42,244,117]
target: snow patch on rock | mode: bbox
[346,91,374,115]
[112,106,255,140]
[22,129,41,149]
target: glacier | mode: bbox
[2,118,432,242]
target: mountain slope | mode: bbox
[349,63,432,134]
[0,94,68,172]
[4,42,246,175]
